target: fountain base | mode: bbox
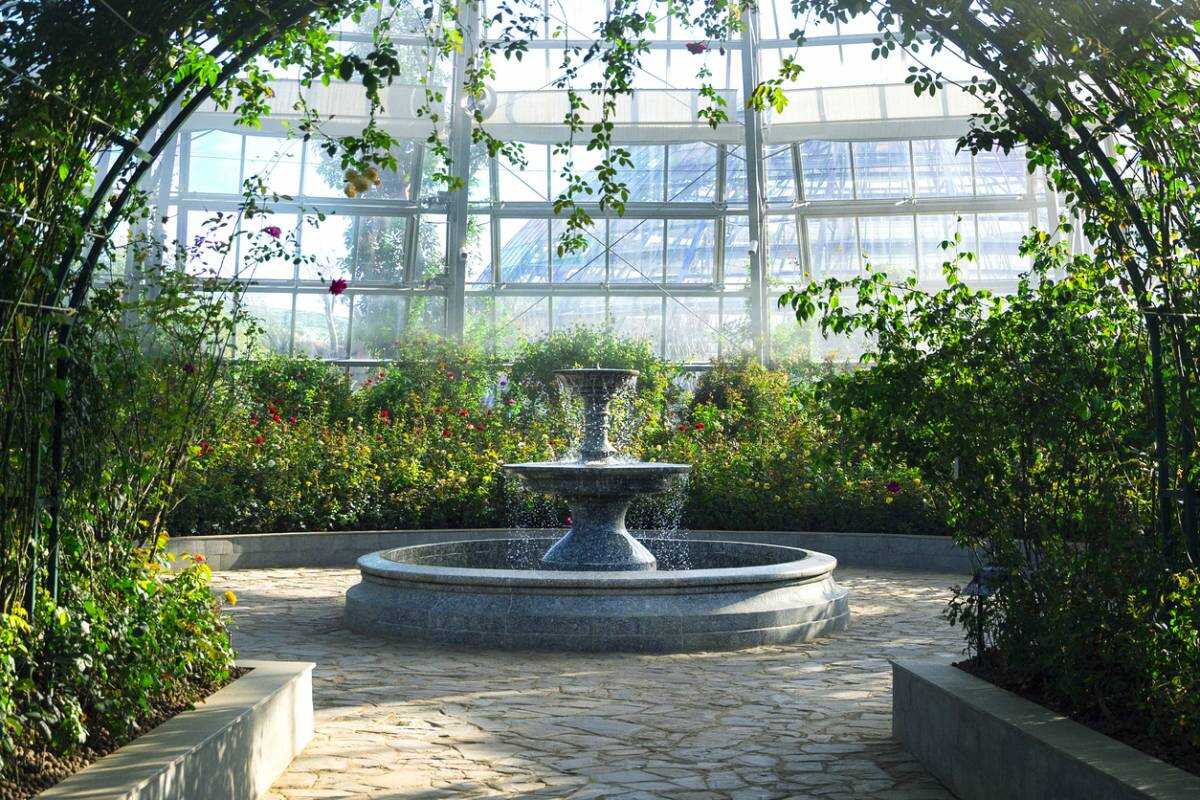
[346,538,851,653]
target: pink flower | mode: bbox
[328,277,348,295]
[263,225,282,239]
[686,41,708,54]
[565,515,572,526]
[287,415,298,425]
[886,480,902,494]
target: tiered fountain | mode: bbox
[346,368,849,652]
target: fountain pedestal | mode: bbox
[504,369,689,572]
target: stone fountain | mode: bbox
[346,368,850,652]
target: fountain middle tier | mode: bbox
[505,460,690,571]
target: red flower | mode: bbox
[693,422,705,430]
[182,362,196,374]
[194,554,205,563]
[441,428,451,438]
[263,225,282,239]
[379,408,391,423]
[886,480,902,494]
[288,415,297,425]
[328,277,348,295]
[686,41,708,54]
[198,439,212,457]
[677,423,688,432]
[457,408,469,417]
[253,433,265,445]
[271,412,282,423]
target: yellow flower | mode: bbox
[223,590,238,606]
[885,496,895,504]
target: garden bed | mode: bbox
[21,661,312,800]
[892,661,1200,800]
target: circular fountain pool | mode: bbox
[345,537,850,652]
[345,367,850,652]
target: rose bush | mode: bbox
[170,329,944,537]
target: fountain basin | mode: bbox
[345,538,851,652]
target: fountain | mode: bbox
[346,368,850,652]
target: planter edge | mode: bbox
[892,660,1200,800]
[36,659,314,800]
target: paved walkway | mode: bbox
[213,568,964,800]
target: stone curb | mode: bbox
[892,660,1200,800]
[37,660,314,800]
[167,528,975,573]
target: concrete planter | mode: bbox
[37,660,313,800]
[892,660,1200,800]
[168,527,974,573]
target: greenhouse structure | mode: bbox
[3,2,1197,800]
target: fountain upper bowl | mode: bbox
[504,460,690,496]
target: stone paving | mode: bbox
[213,567,965,800]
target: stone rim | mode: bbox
[357,538,836,590]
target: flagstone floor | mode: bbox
[212,567,964,800]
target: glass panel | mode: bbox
[498,144,550,201]
[609,218,664,283]
[465,215,492,285]
[495,296,549,347]
[917,214,976,282]
[302,140,346,198]
[720,296,753,355]
[350,295,404,357]
[619,145,665,202]
[913,139,972,197]
[665,297,719,362]
[405,296,445,335]
[799,141,852,201]
[858,215,916,277]
[978,212,1029,278]
[852,140,912,199]
[665,219,716,283]
[184,209,238,278]
[499,218,549,283]
[187,131,242,194]
[552,296,606,332]
[551,218,605,283]
[609,296,662,351]
[243,135,302,196]
[239,212,298,281]
[975,145,1028,196]
[722,216,751,286]
[414,214,447,284]
[298,214,355,281]
[766,215,802,282]
[667,142,717,202]
[240,292,293,353]
[725,145,747,203]
[807,216,859,278]
[764,146,796,202]
[355,216,409,284]
[293,293,350,358]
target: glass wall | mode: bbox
[160,0,1055,365]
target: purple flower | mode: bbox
[686,41,708,54]
[263,225,282,239]
[886,480,902,494]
